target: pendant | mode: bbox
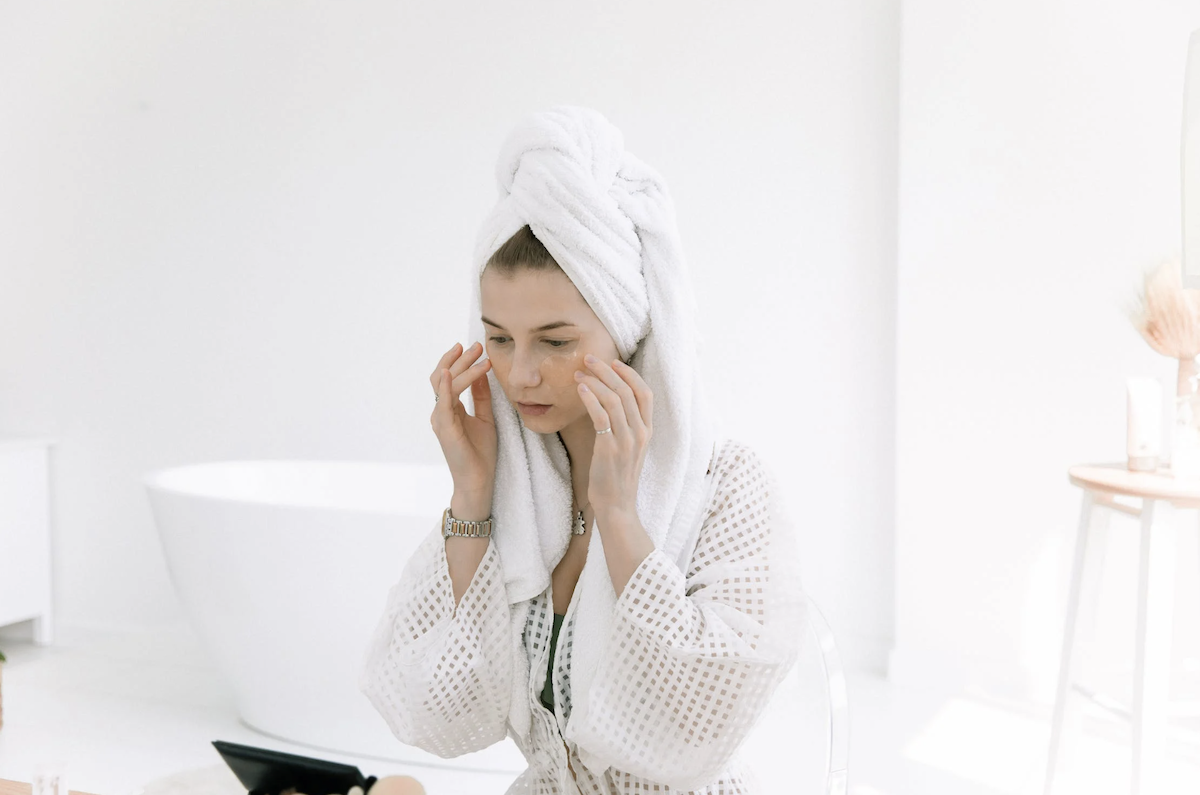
[572,509,587,535]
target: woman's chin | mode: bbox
[520,415,560,431]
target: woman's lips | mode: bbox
[518,402,552,415]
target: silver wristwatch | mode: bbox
[442,506,494,539]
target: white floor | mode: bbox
[1,623,1199,795]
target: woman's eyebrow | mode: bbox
[481,317,577,332]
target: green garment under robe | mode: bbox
[539,612,566,712]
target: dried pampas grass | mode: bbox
[1125,254,1200,396]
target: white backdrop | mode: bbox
[894,0,1200,703]
[0,1,899,674]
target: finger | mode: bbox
[431,342,462,391]
[578,372,626,436]
[437,368,459,417]
[370,778,426,795]
[612,359,653,432]
[470,365,494,422]
[581,358,635,435]
[449,341,484,381]
[602,359,647,436]
[577,380,612,434]
[451,356,491,398]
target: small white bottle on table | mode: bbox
[1126,377,1161,472]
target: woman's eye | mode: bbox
[488,337,570,348]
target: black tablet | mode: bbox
[212,739,378,795]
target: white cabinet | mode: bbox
[0,437,56,644]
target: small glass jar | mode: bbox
[1172,373,1200,479]
[32,761,69,795]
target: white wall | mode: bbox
[0,1,899,673]
[895,0,1200,701]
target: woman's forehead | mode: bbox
[481,269,592,323]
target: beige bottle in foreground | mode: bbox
[1127,376,1162,472]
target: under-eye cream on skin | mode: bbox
[1127,376,1162,472]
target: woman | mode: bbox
[359,107,806,794]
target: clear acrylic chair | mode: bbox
[739,590,850,794]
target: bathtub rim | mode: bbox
[141,458,453,517]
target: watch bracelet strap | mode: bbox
[442,505,494,538]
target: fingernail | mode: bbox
[585,354,597,364]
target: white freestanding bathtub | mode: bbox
[142,459,528,774]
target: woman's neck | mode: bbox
[556,427,594,507]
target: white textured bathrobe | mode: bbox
[358,438,807,793]
[360,105,807,792]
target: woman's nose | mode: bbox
[507,354,543,386]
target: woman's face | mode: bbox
[480,265,620,430]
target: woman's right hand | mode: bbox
[430,341,497,497]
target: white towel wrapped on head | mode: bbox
[462,105,723,770]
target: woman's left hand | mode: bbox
[575,355,653,517]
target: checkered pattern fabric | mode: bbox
[359,439,806,793]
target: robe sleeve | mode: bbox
[574,441,808,790]
[357,519,513,758]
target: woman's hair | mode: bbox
[484,224,562,276]
[485,223,635,365]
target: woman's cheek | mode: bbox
[545,347,585,387]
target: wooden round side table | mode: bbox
[1043,462,1199,794]
[0,780,98,795]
